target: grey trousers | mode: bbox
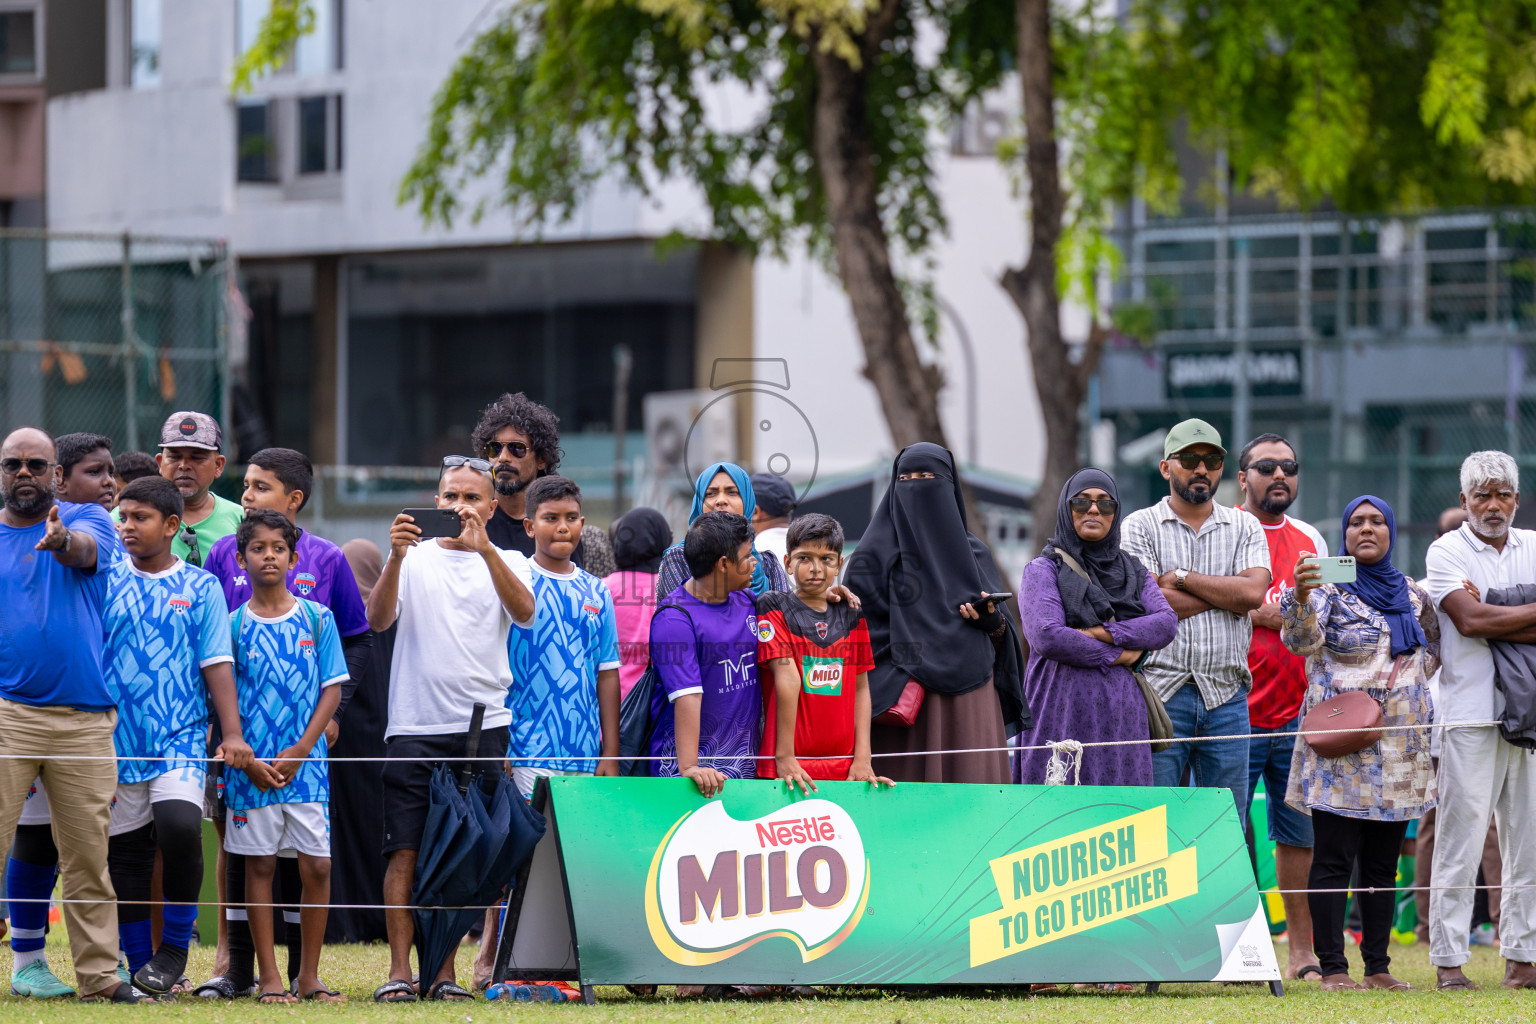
[1429,724,1536,967]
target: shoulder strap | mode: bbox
[299,598,323,642]
[1053,548,1092,583]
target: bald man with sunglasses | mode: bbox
[1120,419,1272,823]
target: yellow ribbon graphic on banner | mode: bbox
[968,805,1199,966]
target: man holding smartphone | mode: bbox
[1235,433,1327,981]
[1121,420,1271,821]
[365,456,535,1002]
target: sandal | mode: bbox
[1291,964,1324,981]
[373,979,419,1003]
[301,985,346,1002]
[1319,973,1364,991]
[427,980,475,1001]
[1363,974,1412,991]
[80,983,157,1004]
[193,975,246,999]
[257,990,297,1004]
[1436,974,1480,991]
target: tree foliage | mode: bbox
[232,0,316,94]
[399,0,947,276]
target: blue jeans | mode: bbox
[1246,717,1313,849]
[1152,683,1250,821]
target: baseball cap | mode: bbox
[751,472,797,518]
[159,411,223,451]
[1163,418,1225,458]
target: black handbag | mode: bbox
[616,603,694,776]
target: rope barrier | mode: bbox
[0,718,1505,764]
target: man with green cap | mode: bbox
[1120,418,1271,819]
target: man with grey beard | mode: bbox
[1426,450,1536,990]
[0,427,149,1002]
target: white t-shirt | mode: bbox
[1423,524,1536,725]
[386,539,533,739]
[755,525,789,566]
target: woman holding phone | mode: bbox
[1281,495,1439,992]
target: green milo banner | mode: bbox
[497,777,1280,987]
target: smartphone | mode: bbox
[974,592,1014,606]
[1312,556,1356,584]
[401,507,462,540]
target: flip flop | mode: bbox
[301,985,346,1002]
[257,990,296,1004]
[427,980,475,1001]
[1292,965,1324,981]
[373,979,419,1003]
[1436,976,1480,991]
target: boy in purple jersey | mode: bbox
[648,512,762,796]
[196,447,372,1000]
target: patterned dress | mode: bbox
[1279,581,1440,821]
[1014,558,1178,786]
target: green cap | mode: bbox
[1163,418,1225,457]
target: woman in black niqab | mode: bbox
[844,443,1027,783]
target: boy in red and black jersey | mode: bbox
[756,513,893,793]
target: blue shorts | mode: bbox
[1246,718,1313,849]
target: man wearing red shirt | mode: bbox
[1238,433,1326,981]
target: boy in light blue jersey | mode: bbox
[225,510,347,1004]
[104,477,253,994]
[494,476,619,1003]
[506,476,621,797]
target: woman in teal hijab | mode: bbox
[654,462,792,601]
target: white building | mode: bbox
[45,0,1042,536]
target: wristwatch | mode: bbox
[1174,568,1190,590]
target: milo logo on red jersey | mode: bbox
[801,656,844,695]
[644,799,868,965]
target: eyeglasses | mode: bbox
[483,440,531,460]
[442,455,493,473]
[0,457,51,476]
[179,525,202,567]
[1174,452,1224,471]
[1244,458,1299,477]
[1068,496,1119,516]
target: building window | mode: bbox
[0,9,37,76]
[237,101,276,182]
[131,0,160,87]
[297,94,342,174]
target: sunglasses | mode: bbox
[180,525,202,567]
[442,455,493,473]
[1,457,51,476]
[1174,452,1224,471]
[483,440,531,459]
[1244,458,1299,477]
[1069,496,1119,516]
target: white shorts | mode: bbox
[510,767,592,800]
[17,776,50,826]
[224,802,330,858]
[109,768,207,836]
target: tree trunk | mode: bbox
[1001,0,1106,548]
[810,2,947,455]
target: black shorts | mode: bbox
[381,726,510,856]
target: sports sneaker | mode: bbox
[10,959,77,998]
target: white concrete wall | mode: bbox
[47,0,656,252]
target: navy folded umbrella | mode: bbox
[410,705,546,994]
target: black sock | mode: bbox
[225,852,255,991]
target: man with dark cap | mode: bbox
[116,412,242,567]
[750,472,796,565]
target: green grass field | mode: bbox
[1,936,1531,1022]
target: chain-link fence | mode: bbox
[0,230,230,455]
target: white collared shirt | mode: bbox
[1423,523,1536,723]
